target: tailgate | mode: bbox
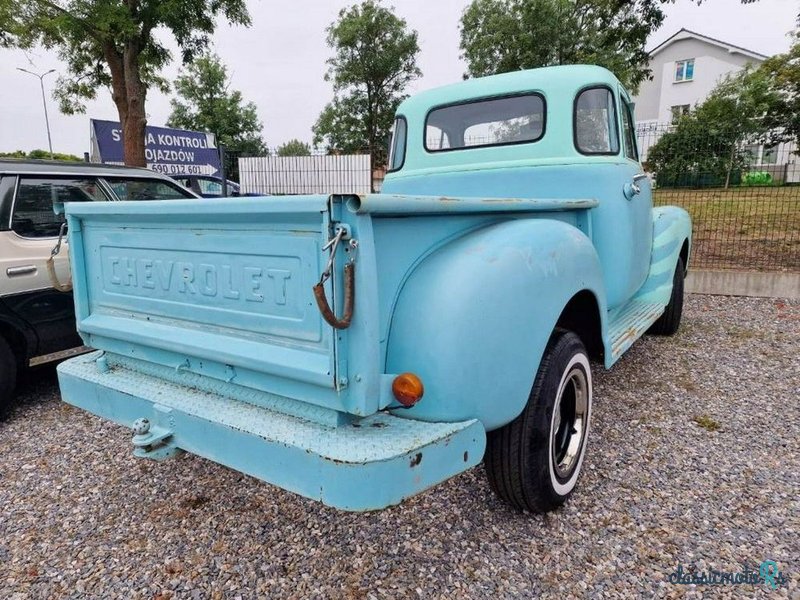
[65,196,347,407]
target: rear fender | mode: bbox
[385,219,607,431]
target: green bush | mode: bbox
[647,122,747,188]
[741,171,773,186]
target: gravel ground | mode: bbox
[1,294,798,599]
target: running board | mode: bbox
[606,300,664,367]
[29,345,92,367]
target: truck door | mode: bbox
[618,88,653,295]
[574,86,653,308]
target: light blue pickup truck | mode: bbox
[58,65,691,513]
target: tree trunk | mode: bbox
[121,82,147,166]
[122,41,147,166]
[724,142,736,190]
[103,40,148,167]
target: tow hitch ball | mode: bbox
[131,414,181,461]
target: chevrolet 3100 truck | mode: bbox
[57,65,691,513]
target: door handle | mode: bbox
[624,174,648,200]
[7,265,37,277]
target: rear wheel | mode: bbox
[485,330,592,512]
[0,336,17,420]
[648,256,685,336]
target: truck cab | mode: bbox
[57,66,691,513]
[383,66,657,310]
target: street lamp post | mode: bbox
[17,67,56,159]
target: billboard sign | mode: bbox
[90,119,221,177]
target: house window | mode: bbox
[670,105,690,124]
[744,144,779,165]
[762,144,778,165]
[675,59,694,82]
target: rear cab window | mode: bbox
[574,87,619,155]
[426,94,546,152]
[11,177,110,238]
[103,177,195,201]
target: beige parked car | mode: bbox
[0,159,198,416]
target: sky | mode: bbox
[0,0,796,156]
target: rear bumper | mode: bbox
[57,352,485,511]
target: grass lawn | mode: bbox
[653,186,800,272]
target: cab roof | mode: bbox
[397,65,624,118]
[390,64,629,175]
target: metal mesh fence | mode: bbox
[222,148,375,195]
[223,131,799,273]
[638,123,799,272]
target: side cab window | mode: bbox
[574,86,619,155]
[620,95,639,162]
[387,117,407,172]
[11,177,108,238]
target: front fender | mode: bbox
[385,218,607,431]
[634,206,692,305]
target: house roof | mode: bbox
[648,28,768,61]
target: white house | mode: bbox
[631,29,799,182]
[633,28,767,126]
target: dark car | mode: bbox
[0,159,199,415]
[172,175,242,198]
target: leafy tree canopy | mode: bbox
[759,29,800,146]
[0,0,250,166]
[167,53,266,157]
[276,139,311,157]
[459,0,665,91]
[312,0,421,169]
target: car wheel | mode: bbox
[0,336,18,420]
[648,256,685,336]
[485,329,592,512]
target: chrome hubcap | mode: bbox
[552,367,589,479]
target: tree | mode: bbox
[1,0,250,166]
[313,0,421,171]
[459,0,665,91]
[167,53,266,157]
[276,139,311,157]
[759,29,800,147]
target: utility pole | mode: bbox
[17,67,56,159]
